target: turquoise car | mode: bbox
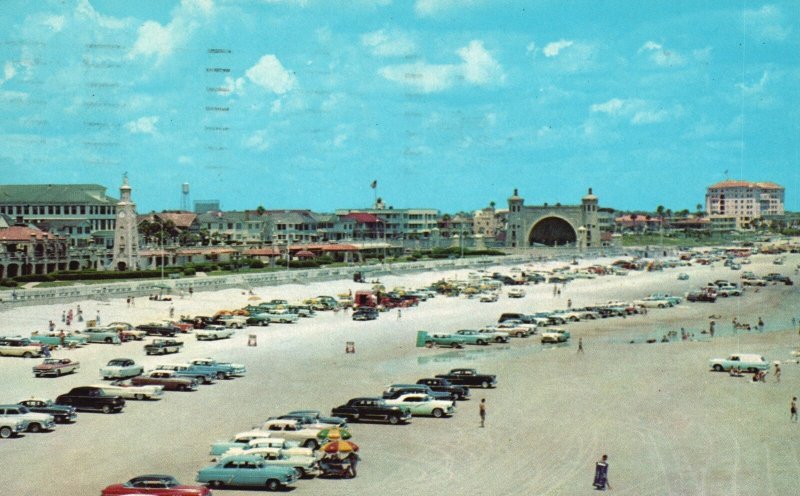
[30,333,89,348]
[420,332,466,349]
[196,454,298,491]
[453,329,494,345]
[80,327,122,344]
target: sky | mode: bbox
[1,0,798,214]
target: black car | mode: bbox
[135,324,178,337]
[686,290,716,302]
[17,399,77,423]
[525,273,546,284]
[331,397,412,425]
[55,387,125,414]
[352,308,379,321]
[764,273,794,285]
[416,378,470,400]
[435,368,497,388]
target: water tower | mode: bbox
[180,183,190,211]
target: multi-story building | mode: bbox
[335,199,438,240]
[0,184,119,247]
[196,211,268,245]
[706,180,784,230]
[473,206,500,238]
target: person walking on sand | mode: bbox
[96,310,101,325]
[397,308,402,320]
[567,299,572,309]
[774,363,781,383]
[758,317,764,333]
[709,320,715,337]
[791,397,798,423]
[169,304,175,319]
[578,337,584,353]
[593,454,612,490]
[479,399,486,427]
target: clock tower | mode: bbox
[112,174,140,271]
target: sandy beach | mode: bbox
[1,253,799,496]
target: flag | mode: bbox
[370,180,377,189]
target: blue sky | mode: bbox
[1,0,798,214]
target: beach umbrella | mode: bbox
[320,440,359,454]
[316,427,352,440]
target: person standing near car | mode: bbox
[479,398,486,427]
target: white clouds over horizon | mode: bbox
[361,29,416,57]
[415,0,482,17]
[379,40,504,93]
[245,55,296,94]
[543,40,573,57]
[128,0,214,63]
[125,115,159,134]
[638,41,685,67]
[744,4,791,41]
[590,97,683,125]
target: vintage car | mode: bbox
[384,393,455,418]
[144,339,184,355]
[155,363,215,384]
[80,327,122,344]
[383,384,453,401]
[55,387,125,414]
[420,332,467,348]
[163,320,194,333]
[0,404,56,432]
[0,336,44,358]
[648,293,683,305]
[686,290,717,302]
[217,437,312,461]
[283,410,347,428]
[195,454,299,491]
[106,322,147,341]
[245,314,272,327]
[17,398,77,424]
[765,273,794,285]
[131,370,198,391]
[435,368,497,388]
[91,381,165,400]
[189,358,246,379]
[742,278,768,287]
[486,321,533,337]
[541,327,571,344]
[249,311,298,324]
[195,325,233,341]
[709,354,769,372]
[213,314,248,329]
[100,358,144,380]
[254,419,323,449]
[286,305,316,318]
[507,287,526,298]
[632,296,674,308]
[209,430,281,457]
[331,397,413,425]
[717,286,743,297]
[479,292,499,303]
[416,378,470,400]
[352,307,379,321]
[0,417,26,439]
[454,329,497,345]
[33,358,80,377]
[677,273,690,280]
[220,447,319,478]
[101,474,212,496]
[29,331,89,348]
[135,323,179,337]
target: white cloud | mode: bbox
[125,116,159,134]
[543,40,574,57]
[744,5,791,41]
[3,62,16,83]
[321,92,345,112]
[270,99,283,114]
[128,0,214,63]
[590,98,626,114]
[223,76,246,96]
[178,155,192,164]
[43,15,66,32]
[526,42,537,55]
[361,30,416,57]
[245,55,296,94]
[263,0,309,5]
[379,39,503,93]
[415,0,482,17]
[590,98,682,125]
[638,40,685,67]
[737,71,769,95]
[631,110,671,125]
[76,0,128,29]
[333,133,348,147]
[243,130,271,151]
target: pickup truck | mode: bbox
[33,358,80,377]
[435,368,497,389]
[144,339,183,355]
[55,386,125,414]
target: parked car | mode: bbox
[155,363,215,384]
[416,377,470,400]
[283,410,348,428]
[0,418,26,439]
[221,447,319,478]
[677,273,689,280]
[213,314,248,329]
[435,368,497,388]
[55,386,125,414]
[479,293,499,303]
[217,437,313,462]
[0,336,44,358]
[131,370,198,391]
[209,430,286,458]
[135,323,178,337]
[249,311,299,324]
[384,393,455,418]
[742,278,768,287]
[352,308,379,321]
[188,358,246,379]
[33,358,80,377]
[100,358,144,380]
[245,314,272,327]
[488,321,533,337]
[91,381,165,401]
[382,384,454,401]
[144,339,184,355]
[331,397,413,424]
[507,288,526,298]
[686,290,717,302]
[633,297,673,308]
[0,404,56,432]
[106,322,147,341]
[541,328,571,344]
[195,454,299,491]
[195,325,234,341]
[17,398,76,424]
[709,353,769,372]
[29,332,88,348]
[254,419,323,450]
[80,327,122,344]
[455,328,509,344]
[716,286,743,297]
[101,474,212,496]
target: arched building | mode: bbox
[505,188,601,249]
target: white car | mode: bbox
[218,437,313,461]
[384,393,455,418]
[486,321,533,337]
[0,417,26,438]
[195,325,234,340]
[91,381,164,400]
[479,293,499,303]
[507,288,526,298]
[0,404,56,433]
[214,315,248,329]
[541,328,571,344]
[256,419,323,449]
[100,358,144,380]
[633,297,673,308]
[221,447,319,478]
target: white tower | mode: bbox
[112,174,140,271]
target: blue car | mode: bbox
[196,454,299,491]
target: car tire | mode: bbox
[23,352,33,358]
[265,479,280,491]
[105,337,113,344]
[28,422,42,433]
[477,339,487,346]
[0,427,12,439]
[178,384,187,391]
[209,480,224,488]
[481,381,490,388]
[101,405,112,414]
[658,304,666,308]
[303,439,318,450]
[388,415,400,425]
[296,467,307,478]
[425,341,433,348]
[712,365,723,372]
[55,369,61,377]
[216,372,226,380]
[432,408,444,418]
[260,321,268,327]
[134,393,144,401]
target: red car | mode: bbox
[101,475,211,496]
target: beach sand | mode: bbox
[1,253,799,495]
